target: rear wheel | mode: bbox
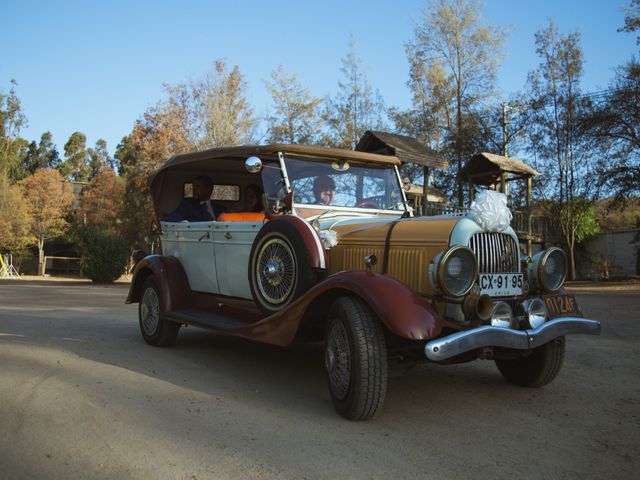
[324,296,388,420]
[138,276,180,346]
[495,337,565,387]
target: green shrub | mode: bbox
[76,226,129,283]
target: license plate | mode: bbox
[479,273,523,297]
[543,294,582,318]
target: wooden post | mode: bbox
[422,166,429,217]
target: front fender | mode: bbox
[313,271,445,340]
[126,255,191,313]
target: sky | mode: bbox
[1,0,637,157]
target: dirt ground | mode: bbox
[0,277,638,480]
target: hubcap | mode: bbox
[325,320,351,400]
[140,286,159,336]
[256,238,296,305]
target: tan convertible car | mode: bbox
[127,145,601,420]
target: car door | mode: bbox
[213,221,262,298]
[160,221,220,293]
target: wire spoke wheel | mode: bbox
[140,284,160,336]
[256,238,297,305]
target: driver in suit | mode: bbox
[166,176,224,221]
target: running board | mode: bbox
[165,308,252,332]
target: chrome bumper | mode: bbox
[424,317,601,361]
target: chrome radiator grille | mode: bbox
[469,233,519,273]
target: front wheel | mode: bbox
[138,276,180,346]
[495,337,565,387]
[324,296,388,420]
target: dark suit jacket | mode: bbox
[165,198,225,222]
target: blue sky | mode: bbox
[1,0,636,156]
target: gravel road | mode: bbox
[1,278,638,480]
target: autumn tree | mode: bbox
[75,167,125,231]
[60,131,90,181]
[19,168,74,275]
[0,179,33,255]
[115,82,195,247]
[527,21,593,279]
[264,65,323,144]
[324,38,386,149]
[405,0,506,205]
[0,79,28,183]
[195,60,255,147]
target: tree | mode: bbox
[60,131,90,181]
[619,0,640,44]
[0,179,33,255]
[22,131,60,175]
[0,79,28,183]
[324,38,386,149]
[19,168,74,275]
[527,21,590,279]
[264,65,323,144]
[88,139,113,179]
[75,167,125,231]
[195,60,255,147]
[406,0,506,205]
[583,60,640,202]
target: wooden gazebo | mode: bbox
[462,152,541,255]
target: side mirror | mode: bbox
[245,156,262,173]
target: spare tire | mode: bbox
[249,220,318,314]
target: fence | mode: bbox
[0,254,20,278]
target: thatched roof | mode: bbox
[355,131,448,169]
[462,152,540,186]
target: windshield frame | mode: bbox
[280,153,410,216]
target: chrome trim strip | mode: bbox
[424,317,602,361]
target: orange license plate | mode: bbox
[543,294,582,318]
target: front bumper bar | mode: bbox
[424,317,601,361]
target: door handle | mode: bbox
[198,232,210,241]
[224,232,232,240]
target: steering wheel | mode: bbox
[355,200,380,209]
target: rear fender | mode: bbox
[126,255,191,313]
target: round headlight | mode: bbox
[530,247,567,292]
[436,246,477,297]
[542,248,567,291]
[491,301,514,328]
[523,298,547,329]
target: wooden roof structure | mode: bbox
[462,152,539,186]
[355,130,448,169]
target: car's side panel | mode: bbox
[160,221,219,293]
[213,221,263,298]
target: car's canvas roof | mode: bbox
[148,144,401,222]
[150,144,400,182]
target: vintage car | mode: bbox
[126,144,601,420]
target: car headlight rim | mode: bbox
[523,298,547,329]
[538,247,567,293]
[436,245,478,297]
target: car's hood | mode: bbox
[320,215,459,248]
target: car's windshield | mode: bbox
[283,157,406,211]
